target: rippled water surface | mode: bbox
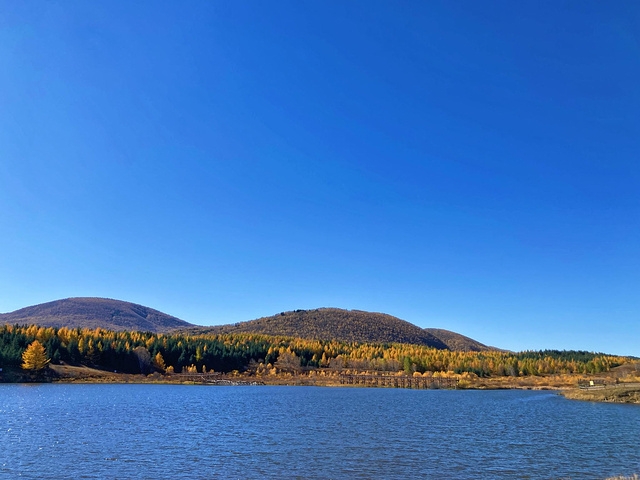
[1,384,639,479]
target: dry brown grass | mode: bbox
[48,364,144,383]
[466,373,580,390]
[562,385,640,404]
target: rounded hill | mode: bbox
[0,297,193,333]
[195,308,451,349]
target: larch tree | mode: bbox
[22,340,50,372]
[153,352,166,372]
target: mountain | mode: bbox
[190,308,463,350]
[2,299,491,351]
[0,297,194,333]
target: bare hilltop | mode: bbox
[0,297,193,333]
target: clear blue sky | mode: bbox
[1,1,638,355]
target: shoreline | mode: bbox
[561,384,640,405]
[4,377,640,405]
[2,365,638,403]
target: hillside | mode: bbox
[424,328,490,352]
[0,297,193,333]
[1,299,491,351]
[190,308,454,349]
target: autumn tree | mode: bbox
[275,351,300,373]
[0,324,632,378]
[153,352,166,372]
[22,340,50,372]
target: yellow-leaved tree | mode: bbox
[22,340,50,372]
[153,352,166,372]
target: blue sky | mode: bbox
[1,1,638,355]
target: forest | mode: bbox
[0,324,629,378]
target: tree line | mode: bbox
[0,324,628,377]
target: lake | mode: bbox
[1,384,639,479]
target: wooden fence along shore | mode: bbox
[173,372,458,389]
[174,372,233,384]
[339,374,458,389]
[174,373,264,386]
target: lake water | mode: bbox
[1,384,639,480]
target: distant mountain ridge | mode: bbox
[0,297,194,333]
[188,308,492,351]
[1,299,491,351]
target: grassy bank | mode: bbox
[0,363,597,390]
[4,360,639,396]
[562,385,640,404]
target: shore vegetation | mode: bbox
[1,324,634,389]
